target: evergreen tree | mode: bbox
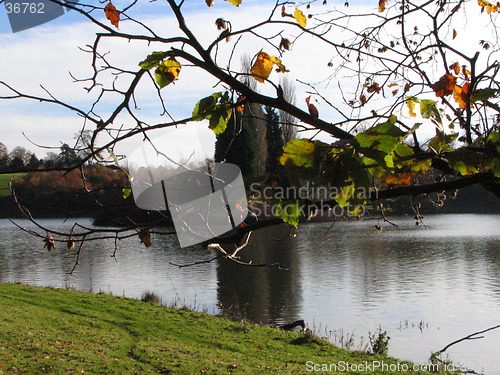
[264,106,284,174]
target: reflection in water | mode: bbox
[216,225,301,324]
[0,215,499,374]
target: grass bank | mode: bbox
[0,283,450,374]
[0,173,25,197]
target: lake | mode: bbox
[0,214,499,374]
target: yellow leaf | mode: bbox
[406,97,417,117]
[294,8,307,27]
[251,52,274,83]
[251,53,289,83]
[224,0,242,6]
[270,55,289,73]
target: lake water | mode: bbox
[0,214,499,374]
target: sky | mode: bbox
[0,0,497,160]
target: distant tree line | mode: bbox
[0,142,87,172]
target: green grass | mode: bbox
[0,283,453,374]
[0,173,25,197]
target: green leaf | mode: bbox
[488,157,500,177]
[471,88,499,102]
[192,92,233,135]
[192,93,222,121]
[279,139,316,168]
[342,155,371,189]
[364,119,406,138]
[428,133,458,155]
[419,99,438,119]
[446,149,482,175]
[139,51,169,70]
[335,184,355,208]
[122,187,132,199]
[208,106,232,135]
[273,201,301,228]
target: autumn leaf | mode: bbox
[360,94,367,106]
[206,0,214,6]
[250,52,288,83]
[378,0,387,12]
[279,38,291,51]
[486,2,499,13]
[305,96,319,119]
[450,62,461,75]
[154,58,181,88]
[453,29,458,39]
[430,74,456,97]
[453,82,470,109]
[236,95,245,112]
[43,235,56,252]
[382,172,412,186]
[104,2,119,29]
[66,237,76,250]
[406,97,418,117]
[294,8,307,27]
[224,0,242,6]
[215,18,227,30]
[139,229,152,247]
[251,52,273,83]
[367,82,382,94]
[281,5,289,17]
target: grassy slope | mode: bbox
[0,173,25,197]
[0,283,445,375]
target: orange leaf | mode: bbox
[367,82,381,94]
[281,5,294,18]
[453,29,458,39]
[305,96,319,119]
[378,0,387,12]
[104,2,119,29]
[430,74,456,97]
[236,96,245,112]
[450,62,460,75]
[383,172,412,186]
[392,89,399,96]
[404,83,410,92]
[462,66,471,80]
[453,82,470,109]
[360,94,367,106]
